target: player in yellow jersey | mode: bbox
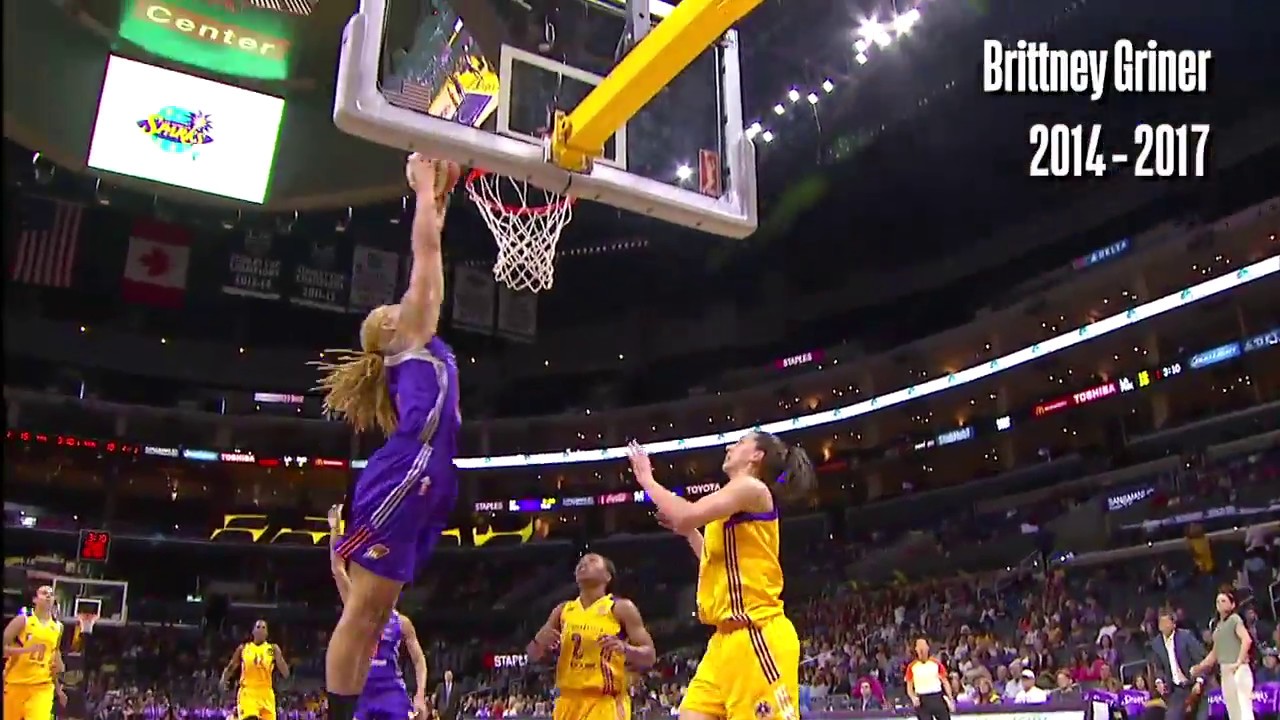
[4,585,68,720]
[627,433,814,720]
[526,553,656,720]
[221,620,291,720]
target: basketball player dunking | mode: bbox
[312,153,463,720]
[4,585,68,720]
[328,505,430,720]
[221,620,291,720]
[528,553,656,720]
[627,433,814,720]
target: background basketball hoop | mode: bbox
[76,610,98,635]
[465,169,574,293]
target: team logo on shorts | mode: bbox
[364,544,390,560]
[754,701,772,719]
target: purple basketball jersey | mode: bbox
[338,337,461,583]
[357,612,412,720]
[366,611,405,688]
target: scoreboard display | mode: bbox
[77,530,112,563]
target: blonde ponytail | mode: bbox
[310,349,398,436]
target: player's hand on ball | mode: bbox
[405,153,460,211]
[405,152,431,194]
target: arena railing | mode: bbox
[435,254,1279,470]
[1059,522,1280,568]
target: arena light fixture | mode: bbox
[675,164,693,181]
[442,255,1280,469]
[749,1,934,145]
[893,9,921,34]
[859,18,893,48]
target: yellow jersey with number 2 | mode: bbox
[4,613,63,720]
[4,613,62,686]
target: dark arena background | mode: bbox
[3,0,1280,719]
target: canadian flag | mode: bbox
[121,219,192,307]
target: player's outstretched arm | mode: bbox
[220,644,243,687]
[602,599,656,670]
[391,154,451,353]
[328,505,352,605]
[659,521,703,559]
[400,615,429,717]
[526,602,566,662]
[628,441,768,534]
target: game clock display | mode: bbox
[77,530,112,563]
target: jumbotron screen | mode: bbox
[87,56,286,204]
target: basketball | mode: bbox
[435,160,462,206]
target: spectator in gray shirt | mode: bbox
[1192,591,1255,720]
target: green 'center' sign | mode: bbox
[117,0,296,81]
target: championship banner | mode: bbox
[287,238,351,312]
[451,265,495,334]
[349,245,401,313]
[222,229,284,300]
[496,285,537,342]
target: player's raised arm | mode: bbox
[399,615,429,717]
[657,515,704,559]
[328,505,352,605]
[3,615,40,657]
[627,441,767,533]
[526,602,566,662]
[221,644,244,687]
[601,599,656,670]
[390,154,457,353]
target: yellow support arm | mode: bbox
[549,0,762,172]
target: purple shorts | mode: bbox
[337,437,458,583]
[356,685,412,720]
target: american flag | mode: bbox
[384,78,438,115]
[10,197,84,287]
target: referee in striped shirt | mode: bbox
[906,637,955,720]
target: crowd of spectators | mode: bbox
[47,448,1280,720]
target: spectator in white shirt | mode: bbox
[1097,617,1119,644]
[1014,670,1048,704]
[1002,663,1023,699]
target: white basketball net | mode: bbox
[465,170,574,293]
